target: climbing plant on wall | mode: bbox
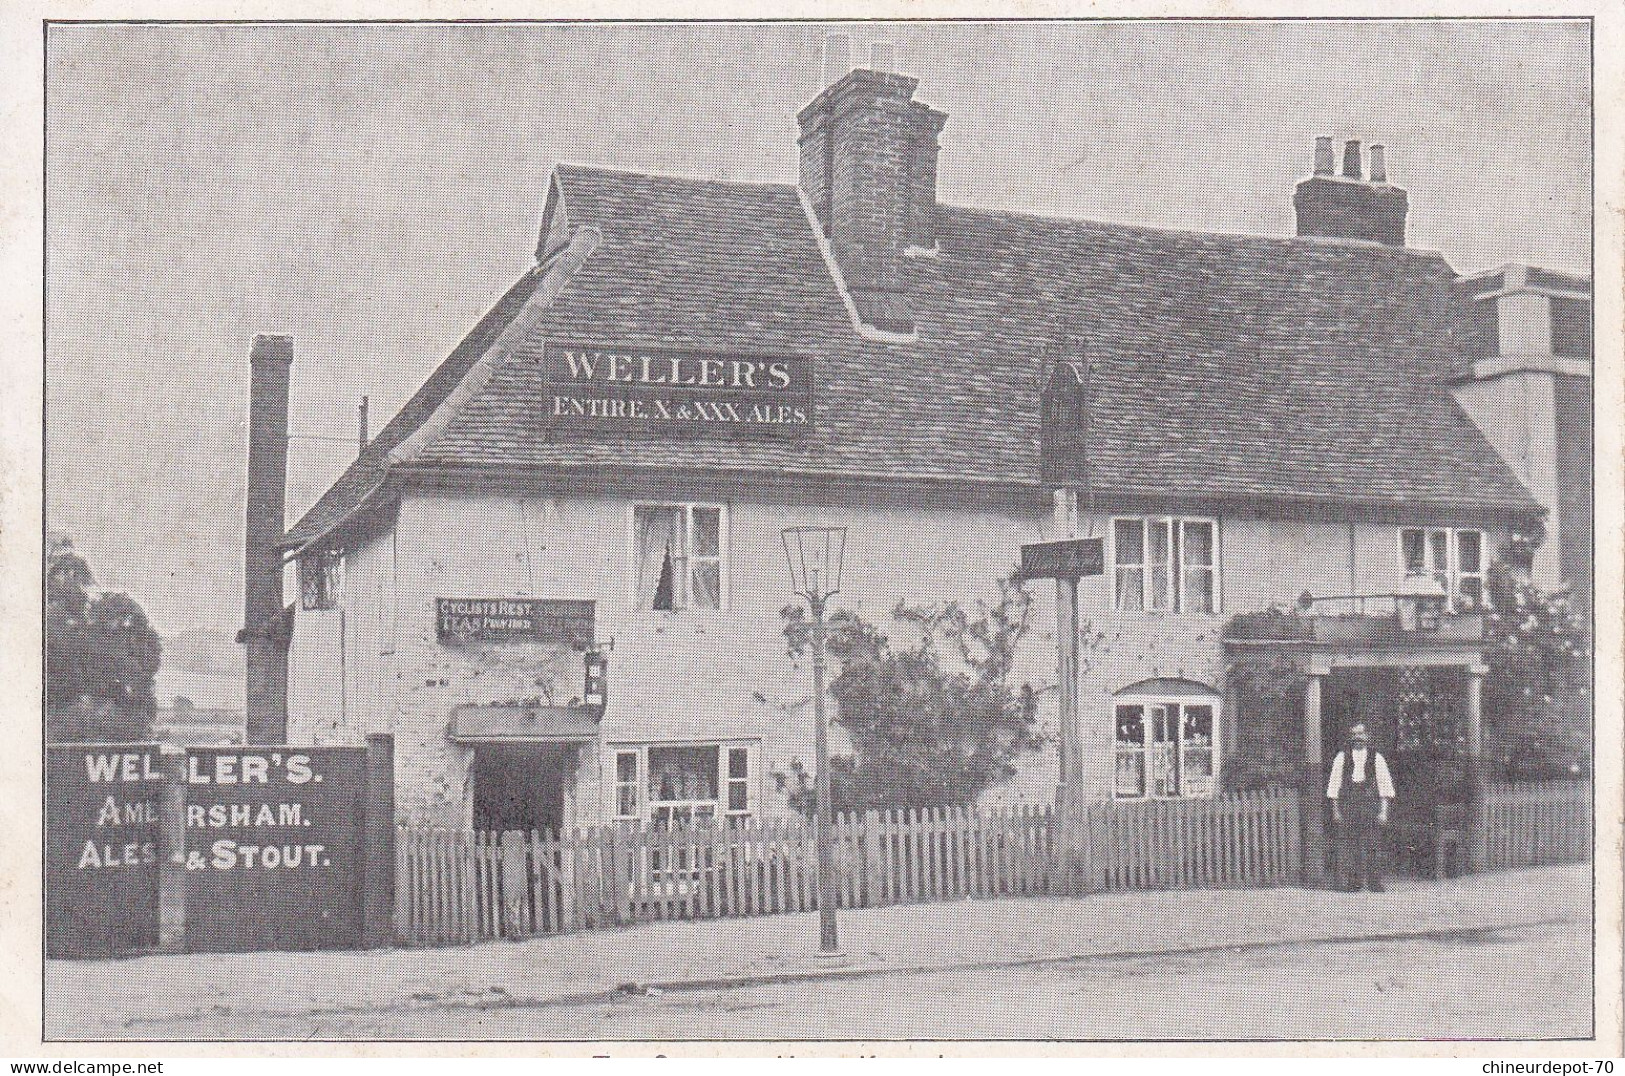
[1222,607,1312,792]
[1480,559,1590,780]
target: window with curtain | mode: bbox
[1113,698,1218,800]
[1399,527,1484,610]
[607,743,756,828]
[632,504,724,610]
[1112,517,1218,613]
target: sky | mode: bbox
[44,20,1592,638]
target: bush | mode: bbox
[775,573,1055,813]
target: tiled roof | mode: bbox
[286,164,1542,547]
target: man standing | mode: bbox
[1327,722,1396,892]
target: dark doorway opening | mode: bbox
[471,744,571,834]
[1323,667,1470,876]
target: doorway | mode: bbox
[470,744,572,834]
[1323,667,1469,875]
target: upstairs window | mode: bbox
[1399,527,1484,610]
[632,504,725,611]
[1112,517,1218,613]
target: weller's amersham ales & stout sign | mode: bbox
[541,340,812,437]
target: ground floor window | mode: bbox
[609,741,757,827]
[1113,698,1218,799]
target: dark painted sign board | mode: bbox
[46,744,162,957]
[540,340,812,438]
[1019,537,1105,581]
[436,597,595,646]
[182,746,366,952]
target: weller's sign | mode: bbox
[437,597,596,647]
[541,341,812,437]
[45,744,162,956]
[1019,537,1105,581]
[183,747,367,952]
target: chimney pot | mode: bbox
[821,34,852,87]
[1314,136,1335,176]
[1342,139,1363,180]
[869,42,896,72]
[1369,144,1388,184]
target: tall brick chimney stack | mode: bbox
[797,41,946,334]
[241,333,292,744]
[1293,136,1409,247]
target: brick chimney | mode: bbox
[1293,137,1408,247]
[797,44,946,334]
[241,333,292,743]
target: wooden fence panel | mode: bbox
[396,787,1325,947]
[1482,781,1590,871]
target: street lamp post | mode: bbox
[782,525,847,955]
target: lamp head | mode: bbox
[782,525,848,600]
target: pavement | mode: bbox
[45,864,1591,1040]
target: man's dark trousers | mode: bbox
[1338,776,1385,891]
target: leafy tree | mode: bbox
[774,574,1050,813]
[1480,560,1589,780]
[46,537,161,742]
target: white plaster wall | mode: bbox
[287,489,1513,825]
[1453,373,1560,588]
[1498,291,1554,357]
[389,490,1064,825]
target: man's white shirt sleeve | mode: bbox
[1326,752,1345,799]
[1374,753,1395,798]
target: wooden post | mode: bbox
[1051,489,1085,894]
[1466,663,1488,873]
[500,830,528,939]
[361,733,395,947]
[156,745,188,952]
[1302,669,1328,888]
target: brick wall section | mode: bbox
[243,334,292,742]
[797,69,945,331]
[1293,176,1408,247]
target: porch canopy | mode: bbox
[1223,595,1490,885]
[449,703,601,744]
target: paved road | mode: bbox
[133,917,1590,1041]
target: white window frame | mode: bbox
[1109,516,1220,614]
[627,502,730,612]
[605,741,758,826]
[1111,695,1220,801]
[1396,526,1486,611]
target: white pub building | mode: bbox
[239,48,1590,846]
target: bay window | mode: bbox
[632,503,726,611]
[1113,697,1218,800]
[1112,517,1218,613]
[1398,527,1484,610]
